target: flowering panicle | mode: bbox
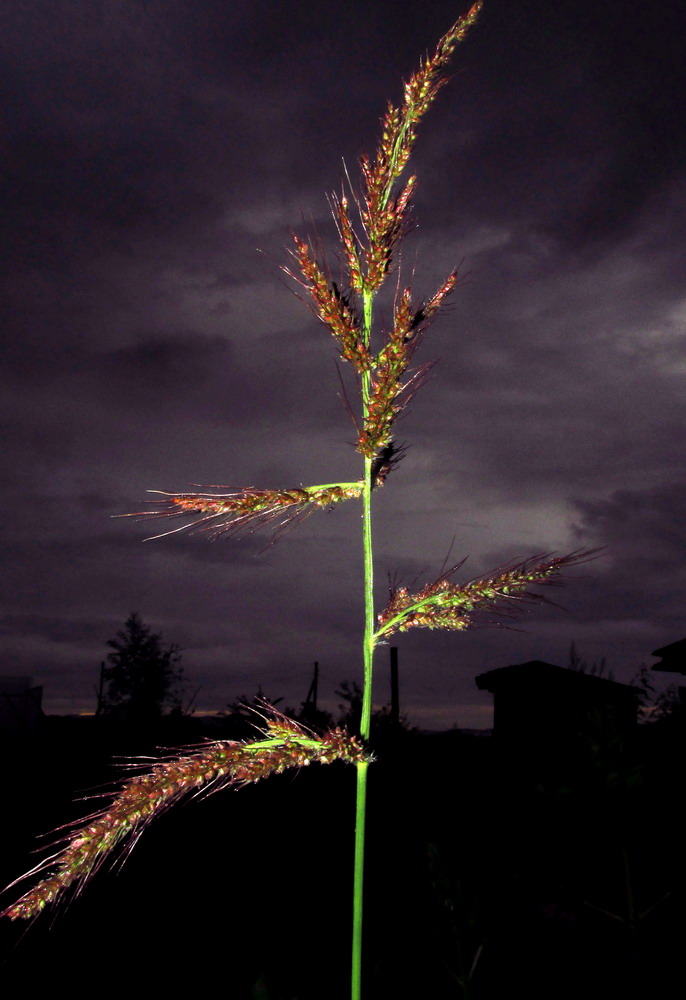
[283,6,480,466]
[121,482,364,541]
[1,707,370,921]
[375,550,601,638]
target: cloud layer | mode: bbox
[2,0,684,727]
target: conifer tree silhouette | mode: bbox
[101,612,182,721]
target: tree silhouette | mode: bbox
[101,612,183,722]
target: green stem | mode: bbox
[351,757,368,1000]
[351,291,376,1000]
[360,454,375,739]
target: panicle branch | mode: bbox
[359,1,483,283]
[281,235,372,372]
[358,173,417,293]
[1,707,370,921]
[375,549,602,638]
[356,273,458,456]
[331,1,481,298]
[120,482,364,541]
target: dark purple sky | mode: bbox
[2,0,685,728]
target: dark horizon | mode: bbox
[2,661,682,998]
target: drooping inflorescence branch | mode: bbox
[1,706,370,921]
[375,550,602,639]
[120,482,364,541]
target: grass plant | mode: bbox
[2,4,599,995]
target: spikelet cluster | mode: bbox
[358,274,458,456]
[1,708,369,921]
[123,482,364,541]
[375,550,600,638]
[358,1,483,281]
[282,236,372,372]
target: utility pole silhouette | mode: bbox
[304,662,319,713]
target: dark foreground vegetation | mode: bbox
[1,703,683,999]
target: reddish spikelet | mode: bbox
[333,193,365,294]
[1,708,370,921]
[281,235,371,372]
[121,482,364,541]
[376,550,602,637]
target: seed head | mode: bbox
[120,482,364,542]
[1,705,370,921]
[376,550,603,638]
